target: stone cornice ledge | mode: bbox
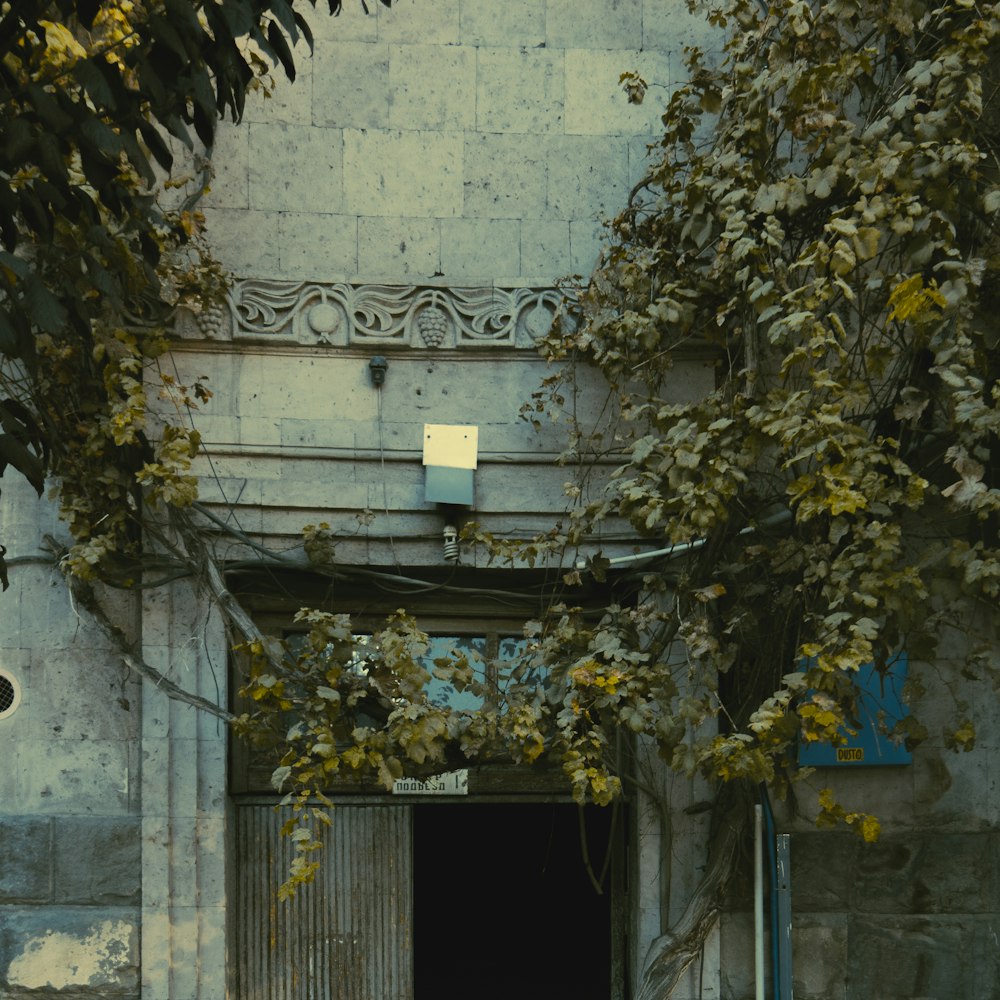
[174,279,576,350]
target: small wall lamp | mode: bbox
[369,355,388,387]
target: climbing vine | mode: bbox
[238,0,1000,842]
[234,4,1000,984]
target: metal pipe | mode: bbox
[754,803,765,1000]
[583,510,793,570]
[604,535,710,566]
[776,835,794,1000]
[761,786,781,1000]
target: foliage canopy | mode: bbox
[240,0,1000,845]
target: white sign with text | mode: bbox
[391,770,469,796]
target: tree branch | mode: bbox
[120,649,235,722]
[62,564,234,722]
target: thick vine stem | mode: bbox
[58,559,235,722]
[166,506,288,669]
[636,784,750,1000]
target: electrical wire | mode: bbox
[376,383,402,570]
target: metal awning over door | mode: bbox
[233,803,413,1000]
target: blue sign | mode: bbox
[797,653,912,766]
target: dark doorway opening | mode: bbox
[413,803,615,1000]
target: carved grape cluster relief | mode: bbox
[175,281,571,350]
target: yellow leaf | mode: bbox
[852,227,881,261]
[859,815,881,842]
[38,20,88,67]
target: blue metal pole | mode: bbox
[759,785,781,1000]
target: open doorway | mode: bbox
[413,803,619,1000]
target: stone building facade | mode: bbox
[1,1,998,998]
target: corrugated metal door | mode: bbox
[233,804,413,1000]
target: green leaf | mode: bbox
[22,275,66,333]
[149,12,192,61]
[0,314,17,354]
[72,57,116,109]
[23,83,74,133]
[137,119,174,173]
[266,19,297,81]
[0,434,45,494]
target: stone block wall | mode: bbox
[721,827,1000,1000]
[718,629,1000,1000]
[0,817,140,998]
[0,481,141,998]
[197,0,718,285]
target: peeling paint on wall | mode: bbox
[6,919,134,988]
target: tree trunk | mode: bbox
[636,786,750,1000]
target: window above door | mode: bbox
[228,566,623,798]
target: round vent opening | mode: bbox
[0,669,21,720]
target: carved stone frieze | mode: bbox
[175,280,573,349]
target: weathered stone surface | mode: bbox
[476,48,565,134]
[564,49,670,136]
[241,353,380,423]
[304,0,377,42]
[29,647,138,743]
[343,129,463,218]
[569,218,610,276]
[139,587,230,1000]
[0,477,63,564]
[546,0,642,49]
[777,767,915,834]
[846,915,979,1000]
[374,0,460,45]
[52,818,140,906]
[242,36,313,126]
[718,911,755,1000]
[0,908,138,993]
[199,208,281,276]
[439,219,521,281]
[250,123,345,214]
[969,917,1000,1000]
[628,133,660,193]
[459,0,545,46]
[259,479,370,512]
[915,746,996,830]
[276,211,359,280]
[463,132,548,220]
[790,833,857,911]
[180,0,679,290]
[13,566,103,651]
[358,216,441,277]
[388,44,476,131]
[0,818,51,903]
[311,40,390,129]
[642,0,723,54]
[200,121,249,210]
[853,833,997,914]
[16,739,134,816]
[547,135,629,219]
[521,220,572,279]
[791,915,849,1000]
[278,418,364,451]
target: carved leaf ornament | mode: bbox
[177,280,566,349]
